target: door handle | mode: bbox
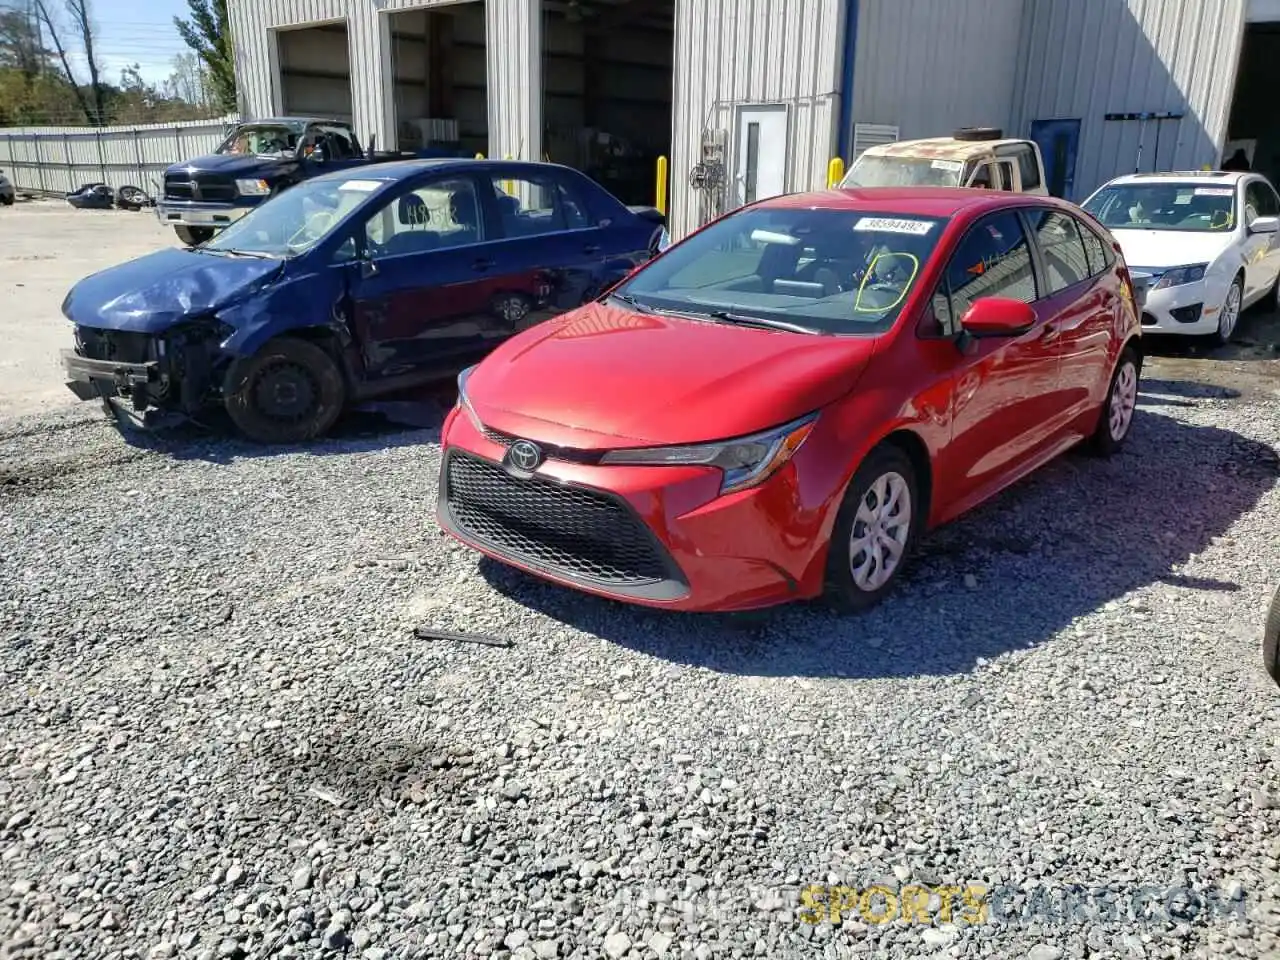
[1041,322,1059,339]
[583,244,601,255]
[472,258,493,272]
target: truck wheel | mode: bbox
[175,225,214,246]
[223,337,347,444]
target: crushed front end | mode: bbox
[62,318,235,427]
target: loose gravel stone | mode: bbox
[0,367,1278,960]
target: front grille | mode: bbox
[444,451,675,588]
[481,426,602,465]
[163,173,236,203]
[75,328,155,363]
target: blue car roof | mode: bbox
[308,158,584,184]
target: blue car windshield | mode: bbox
[202,177,387,258]
[613,206,950,335]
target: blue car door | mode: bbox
[475,165,613,337]
[346,171,499,380]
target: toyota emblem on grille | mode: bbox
[504,439,544,475]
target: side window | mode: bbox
[1078,219,1109,277]
[932,211,1037,334]
[490,173,584,237]
[995,160,1015,191]
[966,161,994,190]
[1246,181,1278,220]
[317,125,357,159]
[364,177,484,257]
[1015,145,1041,191]
[553,174,593,230]
[1028,209,1092,293]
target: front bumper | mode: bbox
[63,350,160,403]
[1132,276,1220,335]
[435,410,833,612]
[155,200,252,230]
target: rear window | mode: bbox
[614,206,950,335]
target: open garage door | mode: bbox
[388,3,488,155]
[541,0,674,207]
[276,22,354,123]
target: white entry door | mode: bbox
[735,105,788,206]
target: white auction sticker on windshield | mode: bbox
[930,159,963,172]
[1194,187,1233,196]
[854,217,935,236]
[339,179,382,192]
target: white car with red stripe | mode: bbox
[1080,170,1280,344]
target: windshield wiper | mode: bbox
[204,248,275,259]
[607,292,656,314]
[701,311,823,335]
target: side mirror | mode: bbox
[958,297,1037,339]
[1249,215,1279,234]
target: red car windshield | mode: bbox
[616,207,950,335]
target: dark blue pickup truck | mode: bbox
[157,116,466,246]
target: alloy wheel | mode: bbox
[1108,359,1139,442]
[848,471,912,592]
[1220,281,1242,341]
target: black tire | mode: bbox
[1265,584,1280,687]
[953,126,1004,141]
[223,337,346,444]
[1211,274,1244,347]
[823,444,923,613]
[1087,345,1141,457]
[0,194,14,206]
[175,225,214,246]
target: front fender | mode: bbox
[218,266,353,359]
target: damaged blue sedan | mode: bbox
[61,158,667,443]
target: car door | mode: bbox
[1242,177,1280,299]
[1023,206,1118,431]
[933,209,1064,508]
[346,171,500,380]
[475,165,611,337]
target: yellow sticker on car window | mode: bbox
[854,252,920,313]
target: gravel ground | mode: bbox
[2,356,1280,960]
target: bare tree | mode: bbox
[33,0,105,124]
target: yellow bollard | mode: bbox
[828,156,846,188]
[475,152,484,160]
[655,155,668,216]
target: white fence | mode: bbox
[0,115,241,196]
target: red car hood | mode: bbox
[465,303,880,448]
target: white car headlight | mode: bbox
[600,413,818,495]
[455,364,483,432]
[1153,263,1207,289]
[235,178,271,197]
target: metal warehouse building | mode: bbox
[227,0,1280,239]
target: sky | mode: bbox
[58,0,193,87]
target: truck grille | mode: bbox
[163,172,236,203]
[75,328,155,363]
[443,451,676,588]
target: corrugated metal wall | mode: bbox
[1012,0,1248,200]
[851,0,1027,140]
[227,0,534,160]
[0,117,238,194]
[669,0,844,239]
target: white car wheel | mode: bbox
[1215,277,1242,345]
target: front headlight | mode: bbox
[1153,263,1208,289]
[600,413,818,495]
[235,178,271,197]
[455,364,483,431]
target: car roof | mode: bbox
[309,158,582,184]
[239,117,343,128]
[1100,170,1253,187]
[860,137,1033,161]
[756,186,1067,218]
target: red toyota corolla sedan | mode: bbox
[435,187,1143,613]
